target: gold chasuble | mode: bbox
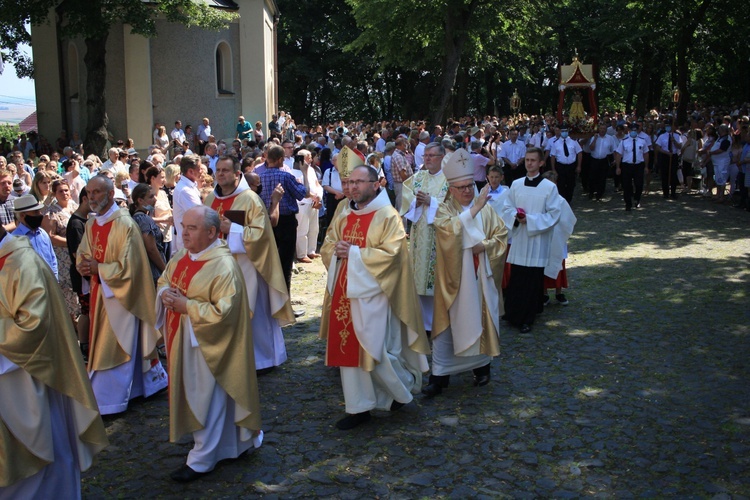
[320,194,430,371]
[400,170,449,295]
[433,196,508,356]
[0,237,108,487]
[204,189,294,325]
[326,211,376,366]
[158,244,262,442]
[77,208,161,372]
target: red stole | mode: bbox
[210,194,239,240]
[88,221,114,348]
[165,254,208,356]
[326,210,376,367]
[0,253,9,271]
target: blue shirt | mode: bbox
[259,168,307,215]
[12,223,58,280]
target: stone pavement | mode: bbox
[82,188,750,498]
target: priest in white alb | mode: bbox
[0,225,108,498]
[76,175,168,415]
[204,156,294,373]
[320,158,430,430]
[426,148,508,397]
[400,142,449,333]
[157,206,263,482]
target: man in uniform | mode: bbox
[549,125,582,204]
[204,156,294,373]
[0,225,108,497]
[614,123,650,211]
[425,149,508,397]
[77,175,167,415]
[400,142,449,333]
[157,206,262,482]
[320,163,430,430]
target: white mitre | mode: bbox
[442,147,473,183]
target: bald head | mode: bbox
[86,175,115,214]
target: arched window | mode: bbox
[215,41,233,95]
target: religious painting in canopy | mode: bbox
[557,55,598,125]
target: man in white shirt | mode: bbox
[172,155,203,253]
[197,117,211,155]
[549,125,582,204]
[100,148,126,176]
[588,124,616,200]
[500,129,528,185]
[413,131,430,168]
[205,143,220,175]
[282,140,295,170]
[170,120,186,154]
[653,119,684,199]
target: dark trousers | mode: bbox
[580,152,591,193]
[589,157,609,199]
[556,162,576,204]
[504,264,545,326]
[660,153,680,196]
[274,214,298,293]
[503,164,526,186]
[621,162,645,209]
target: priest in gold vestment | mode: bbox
[424,149,508,397]
[399,142,449,332]
[77,175,168,415]
[157,206,262,482]
[320,163,430,430]
[204,156,294,373]
[0,227,108,498]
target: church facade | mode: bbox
[31,0,279,153]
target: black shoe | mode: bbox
[670,193,679,199]
[556,293,569,306]
[422,374,449,398]
[390,401,405,411]
[520,324,532,333]
[170,465,208,482]
[293,309,305,318]
[472,364,491,387]
[635,200,641,208]
[256,366,275,376]
[336,411,371,430]
[625,206,632,211]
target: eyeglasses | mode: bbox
[423,154,444,158]
[451,183,475,192]
[347,179,377,186]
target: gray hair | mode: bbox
[419,131,430,141]
[384,141,396,153]
[204,207,221,232]
[424,142,445,155]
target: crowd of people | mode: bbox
[1,101,749,494]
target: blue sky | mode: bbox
[0,44,36,103]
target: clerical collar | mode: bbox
[524,173,543,187]
[189,238,221,261]
[95,202,118,225]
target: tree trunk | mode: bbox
[625,66,638,112]
[83,35,109,158]
[429,0,480,126]
[635,61,651,116]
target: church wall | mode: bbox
[150,20,241,143]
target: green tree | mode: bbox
[0,0,235,155]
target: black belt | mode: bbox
[556,162,575,166]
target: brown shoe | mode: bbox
[307,253,321,259]
[297,256,313,263]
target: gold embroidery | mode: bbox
[174,265,190,295]
[343,217,365,247]
[92,230,104,261]
[334,266,352,354]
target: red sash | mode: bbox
[326,211,376,367]
[210,194,240,240]
[165,254,208,355]
[88,221,114,347]
[0,253,9,271]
